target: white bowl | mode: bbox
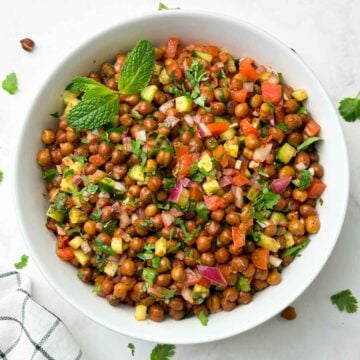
[14,10,349,344]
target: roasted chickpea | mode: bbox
[259,102,273,118]
[200,252,216,266]
[145,204,158,217]
[287,132,303,145]
[292,188,308,202]
[37,149,52,166]
[284,99,300,114]
[156,274,171,287]
[230,256,249,272]
[211,209,225,222]
[214,88,230,102]
[288,219,305,236]
[77,267,92,283]
[147,176,162,192]
[299,204,317,217]
[83,220,96,235]
[249,94,263,108]
[284,114,302,129]
[139,187,152,204]
[113,282,129,299]
[196,236,212,253]
[219,228,232,245]
[171,265,185,282]
[267,270,282,285]
[101,278,114,295]
[149,304,165,322]
[41,129,55,144]
[234,103,249,118]
[305,215,320,234]
[120,259,136,276]
[215,247,230,264]
[295,151,310,168]
[205,221,221,236]
[269,127,285,143]
[278,165,295,178]
[245,134,260,150]
[310,163,324,178]
[226,212,241,226]
[189,137,203,153]
[156,150,171,166]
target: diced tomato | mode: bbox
[165,37,180,59]
[239,118,259,136]
[219,51,230,63]
[166,61,183,79]
[261,82,282,105]
[56,247,75,261]
[307,179,326,199]
[213,145,229,168]
[207,121,229,136]
[231,89,247,103]
[196,277,211,288]
[304,119,321,137]
[189,182,203,201]
[57,236,70,249]
[239,58,259,82]
[176,153,193,177]
[179,268,202,287]
[240,211,254,229]
[232,224,246,249]
[148,286,167,299]
[203,195,226,211]
[232,173,249,187]
[251,249,269,270]
[176,145,189,158]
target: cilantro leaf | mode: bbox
[89,208,102,222]
[95,237,115,255]
[253,183,280,211]
[281,238,310,258]
[42,168,58,183]
[331,289,358,313]
[142,267,158,290]
[297,137,321,151]
[138,243,155,260]
[130,139,147,166]
[102,219,117,235]
[164,178,176,191]
[68,94,119,130]
[296,169,313,191]
[197,309,208,326]
[119,40,155,95]
[297,106,308,115]
[14,254,29,269]
[338,93,360,122]
[73,155,87,166]
[150,344,176,360]
[0,170,3,184]
[196,202,209,221]
[236,276,251,292]
[53,192,68,211]
[2,72,18,94]
[276,123,289,132]
[158,2,180,10]
[128,343,135,357]
[66,227,82,236]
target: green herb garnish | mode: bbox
[2,72,18,94]
[130,139,147,167]
[42,168,58,183]
[196,202,209,221]
[331,289,358,313]
[297,106,308,115]
[95,238,115,255]
[102,219,117,235]
[296,169,313,191]
[0,170,3,184]
[163,177,176,191]
[158,2,180,10]
[276,123,289,132]
[142,267,158,290]
[197,309,208,326]
[150,344,176,360]
[89,208,102,222]
[297,137,320,151]
[128,343,135,357]
[281,238,310,258]
[236,276,251,292]
[138,243,155,260]
[14,254,29,269]
[253,182,280,211]
[338,92,360,122]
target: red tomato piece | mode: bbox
[57,236,69,249]
[207,121,229,136]
[304,119,321,137]
[239,58,259,82]
[231,89,247,103]
[261,82,282,105]
[176,145,189,158]
[177,153,193,177]
[213,145,229,168]
[232,173,250,187]
[251,249,269,270]
[56,247,75,261]
[203,195,226,211]
[239,118,259,136]
[165,37,180,59]
[231,224,246,249]
[307,179,326,199]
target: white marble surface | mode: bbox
[1,0,360,359]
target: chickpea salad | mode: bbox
[37,38,326,324]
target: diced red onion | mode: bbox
[159,99,175,113]
[123,129,130,138]
[169,207,183,217]
[235,160,242,170]
[229,122,239,128]
[270,177,291,194]
[243,82,254,92]
[111,201,121,213]
[99,192,110,198]
[179,177,191,187]
[122,137,132,152]
[253,144,272,163]
[267,73,279,84]
[197,123,212,138]
[223,168,238,176]
[114,182,126,192]
[162,212,175,227]
[269,255,282,267]
[219,176,233,188]
[256,65,267,75]
[269,117,275,126]
[118,253,127,265]
[168,182,183,203]
[80,241,92,254]
[175,250,185,260]
[231,185,244,209]
[112,269,122,283]
[56,165,62,175]
[249,160,260,169]
[135,129,146,141]
[119,210,131,229]
[283,85,293,101]
[165,116,180,128]
[248,172,260,186]
[138,208,145,220]
[181,288,194,304]
[108,256,119,263]
[131,213,139,224]
[295,162,307,171]
[197,265,227,287]
[72,175,83,186]
[96,291,106,298]
[184,114,194,126]
[56,226,66,236]
[95,223,103,231]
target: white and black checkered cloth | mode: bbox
[0,270,83,360]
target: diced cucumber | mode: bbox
[178,188,190,208]
[128,165,145,182]
[60,177,78,194]
[159,69,171,85]
[176,96,193,113]
[134,305,147,321]
[69,208,87,224]
[258,234,280,252]
[74,249,90,266]
[98,177,125,194]
[203,179,221,195]
[131,108,143,120]
[259,71,271,83]
[154,64,163,76]
[224,140,239,158]
[227,58,237,73]
[198,153,213,172]
[140,85,158,103]
[277,143,297,164]
[220,128,236,141]
[292,89,308,102]
[194,50,213,63]
[247,186,261,201]
[270,211,287,225]
[47,206,65,223]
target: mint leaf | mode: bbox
[67,77,113,96]
[68,94,119,130]
[14,254,29,269]
[2,72,18,94]
[297,137,321,151]
[119,40,155,95]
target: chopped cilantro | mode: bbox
[42,168,58,183]
[253,182,280,211]
[236,276,251,292]
[14,254,29,269]
[102,219,117,235]
[281,238,310,258]
[197,309,208,326]
[142,267,158,290]
[331,289,358,313]
[128,343,135,356]
[95,237,115,255]
[138,243,155,260]
[89,208,102,222]
[164,178,176,191]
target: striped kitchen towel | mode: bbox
[0,270,83,360]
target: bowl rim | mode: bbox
[13,9,349,344]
